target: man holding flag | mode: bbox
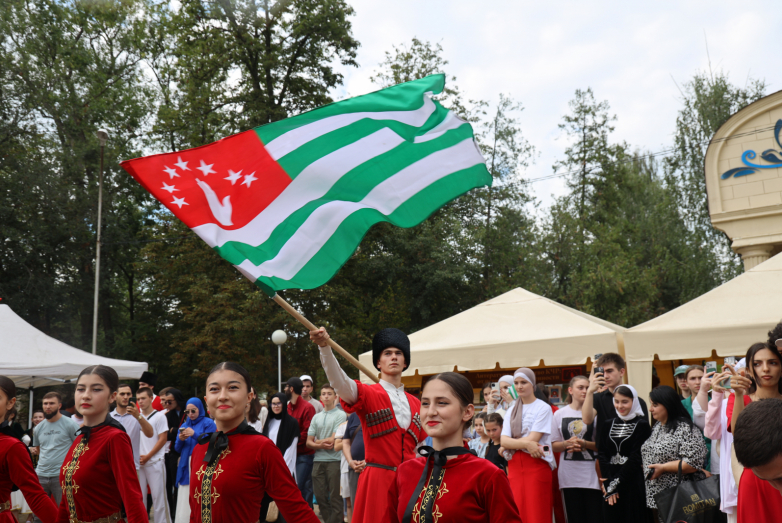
[121,74,491,520]
[309,326,425,522]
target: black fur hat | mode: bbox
[372,328,410,371]
[139,371,157,387]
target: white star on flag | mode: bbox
[161,182,178,193]
[241,172,257,188]
[171,196,188,208]
[225,169,243,185]
[174,156,190,171]
[197,160,216,176]
[163,166,179,179]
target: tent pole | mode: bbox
[28,382,34,427]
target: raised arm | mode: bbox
[703,390,724,440]
[311,327,358,404]
[581,368,604,425]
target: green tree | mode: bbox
[149,0,360,150]
[0,0,157,356]
[665,70,766,278]
[543,89,728,326]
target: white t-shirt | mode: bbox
[111,410,141,469]
[501,399,555,469]
[551,405,600,490]
[335,422,349,474]
[140,410,169,462]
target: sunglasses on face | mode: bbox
[162,400,174,405]
[185,409,198,414]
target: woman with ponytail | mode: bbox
[499,368,555,523]
[187,362,318,523]
[387,372,521,522]
[54,366,148,523]
[0,376,58,523]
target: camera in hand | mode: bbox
[594,353,603,375]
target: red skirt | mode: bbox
[508,451,552,523]
[352,465,396,523]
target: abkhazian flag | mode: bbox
[121,75,491,297]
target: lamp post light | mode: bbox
[271,330,288,392]
[92,129,109,355]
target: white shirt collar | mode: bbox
[379,379,405,394]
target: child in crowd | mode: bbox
[483,413,507,472]
[468,412,490,458]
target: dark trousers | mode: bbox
[312,461,342,523]
[165,451,179,520]
[296,453,315,508]
[562,487,605,523]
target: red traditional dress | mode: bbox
[55,417,148,523]
[0,432,58,523]
[726,394,782,523]
[188,422,318,523]
[387,450,522,523]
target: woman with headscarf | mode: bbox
[262,393,300,476]
[486,375,515,417]
[499,368,555,523]
[174,397,216,523]
[598,384,652,523]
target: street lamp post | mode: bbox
[92,129,109,355]
[271,330,288,391]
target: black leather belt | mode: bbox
[365,462,397,471]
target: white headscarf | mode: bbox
[496,375,515,410]
[614,384,644,421]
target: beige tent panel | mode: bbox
[359,287,624,379]
[623,252,782,364]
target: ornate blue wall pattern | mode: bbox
[722,120,782,179]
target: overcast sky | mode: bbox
[330,1,782,209]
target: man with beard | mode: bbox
[31,392,80,523]
[285,377,316,507]
[110,383,154,471]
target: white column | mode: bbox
[736,244,773,271]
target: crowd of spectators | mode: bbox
[10,321,782,523]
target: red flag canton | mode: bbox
[121,131,291,230]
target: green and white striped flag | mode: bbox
[121,75,491,295]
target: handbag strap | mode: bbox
[664,443,683,523]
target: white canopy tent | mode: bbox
[0,304,148,422]
[624,253,782,404]
[359,287,625,383]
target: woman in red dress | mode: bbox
[187,362,319,523]
[727,342,782,523]
[55,365,148,523]
[387,372,522,523]
[500,369,556,523]
[0,376,58,523]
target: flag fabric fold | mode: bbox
[121,74,491,296]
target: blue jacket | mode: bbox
[174,397,216,487]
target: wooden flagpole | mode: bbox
[272,294,380,384]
